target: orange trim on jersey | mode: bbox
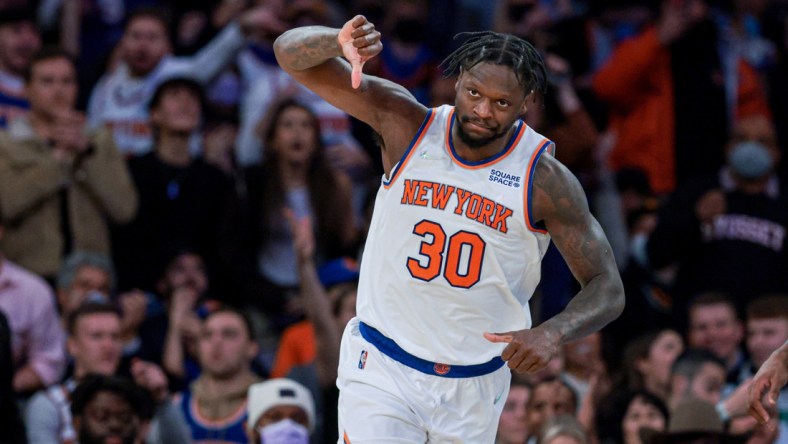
[444,108,525,170]
[344,431,352,443]
[383,109,437,189]
[190,394,248,427]
[523,138,553,234]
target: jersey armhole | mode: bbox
[383,108,436,189]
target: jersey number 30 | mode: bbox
[407,220,486,288]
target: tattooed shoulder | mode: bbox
[531,154,589,226]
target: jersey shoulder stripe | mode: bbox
[523,138,554,233]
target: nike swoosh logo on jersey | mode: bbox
[419,150,443,160]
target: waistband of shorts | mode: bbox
[359,321,505,378]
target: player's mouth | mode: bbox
[461,116,494,132]
[466,120,494,134]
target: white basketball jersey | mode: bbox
[357,105,554,365]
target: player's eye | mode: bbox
[496,100,509,108]
[468,89,480,97]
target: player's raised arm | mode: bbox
[274,15,427,169]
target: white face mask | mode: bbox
[728,141,773,179]
[258,418,309,444]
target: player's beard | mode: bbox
[454,113,509,149]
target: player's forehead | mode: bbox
[459,62,525,98]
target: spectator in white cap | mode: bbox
[246,378,315,444]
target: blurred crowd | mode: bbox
[0,0,786,443]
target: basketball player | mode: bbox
[274,15,625,443]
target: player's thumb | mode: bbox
[484,332,514,343]
[351,60,364,89]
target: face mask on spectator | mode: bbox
[728,141,773,179]
[258,418,309,444]
[84,290,109,304]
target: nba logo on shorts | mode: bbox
[433,363,451,376]
[358,350,368,369]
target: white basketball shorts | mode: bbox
[336,317,511,443]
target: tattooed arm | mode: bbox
[485,154,624,373]
[274,15,426,171]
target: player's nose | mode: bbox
[473,100,492,119]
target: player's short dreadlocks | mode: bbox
[441,31,547,96]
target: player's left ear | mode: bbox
[519,98,528,116]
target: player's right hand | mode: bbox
[337,15,382,89]
[484,325,562,373]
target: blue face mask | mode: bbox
[258,418,309,444]
[728,141,773,179]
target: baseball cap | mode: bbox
[247,378,315,432]
[640,399,749,444]
[317,257,360,288]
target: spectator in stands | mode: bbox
[70,374,154,444]
[230,98,357,326]
[55,250,114,324]
[159,251,222,387]
[496,376,532,444]
[737,295,788,434]
[111,77,233,294]
[741,295,788,383]
[234,2,371,182]
[647,115,788,316]
[537,415,589,444]
[668,348,727,409]
[613,329,684,402]
[0,310,26,443]
[640,398,748,444]
[0,6,40,128]
[686,294,747,384]
[562,332,611,410]
[86,5,276,155]
[246,378,315,444]
[0,48,137,281]
[373,0,437,105]
[275,212,359,442]
[766,8,788,175]
[0,220,66,395]
[596,390,669,444]
[56,250,158,369]
[270,256,359,380]
[25,302,191,444]
[38,0,126,77]
[526,378,579,443]
[593,0,771,195]
[173,308,261,443]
